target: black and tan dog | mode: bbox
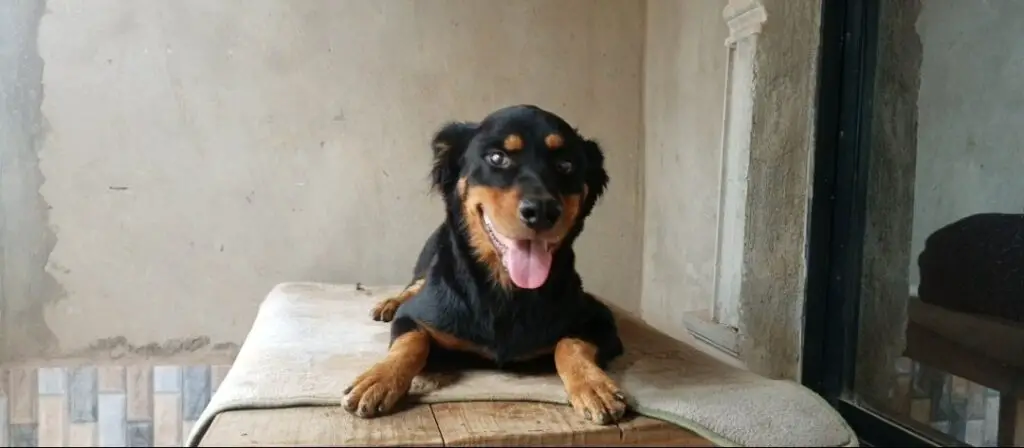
[342,105,627,425]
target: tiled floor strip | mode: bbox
[0,359,1003,447]
[1,363,230,447]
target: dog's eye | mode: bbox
[556,160,573,174]
[485,151,511,168]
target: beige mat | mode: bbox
[185,282,857,447]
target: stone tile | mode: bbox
[98,393,127,447]
[69,422,97,447]
[211,364,231,392]
[98,366,126,393]
[126,421,152,447]
[8,368,37,424]
[126,366,152,421]
[182,420,196,444]
[910,398,931,423]
[930,420,950,433]
[891,374,911,415]
[983,394,999,446]
[911,362,943,399]
[70,366,99,423]
[948,417,966,442]
[153,393,181,447]
[948,377,969,441]
[928,373,952,422]
[964,419,984,447]
[0,395,8,447]
[38,367,67,396]
[37,395,67,446]
[894,356,913,374]
[182,365,211,421]
[8,423,37,447]
[152,366,181,393]
[951,376,969,402]
[967,382,986,419]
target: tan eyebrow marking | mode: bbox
[545,133,564,150]
[503,134,524,151]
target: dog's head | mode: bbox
[428,105,609,290]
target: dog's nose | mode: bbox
[518,197,562,231]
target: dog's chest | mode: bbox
[466,299,575,363]
[403,284,583,365]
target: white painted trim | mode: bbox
[710,0,767,331]
[723,0,768,47]
[683,310,740,357]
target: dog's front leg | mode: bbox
[342,323,430,418]
[554,337,629,425]
[370,278,424,322]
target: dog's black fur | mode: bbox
[346,104,626,423]
[395,104,621,365]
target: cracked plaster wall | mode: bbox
[1,0,645,363]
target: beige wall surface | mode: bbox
[640,0,730,341]
[1,0,646,363]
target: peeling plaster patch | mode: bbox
[0,0,65,362]
[65,336,240,360]
[212,342,241,352]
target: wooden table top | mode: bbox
[199,401,715,446]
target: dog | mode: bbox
[343,104,627,425]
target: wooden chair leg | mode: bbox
[997,394,1023,446]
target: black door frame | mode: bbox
[802,0,949,446]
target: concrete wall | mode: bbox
[735,0,821,380]
[0,0,646,363]
[2,0,824,384]
[855,0,922,406]
[639,0,823,381]
[640,0,730,341]
[908,0,1024,286]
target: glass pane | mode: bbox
[850,1,1024,446]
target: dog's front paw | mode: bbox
[565,370,629,425]
[369,298,402,322]
[342,364,412,418]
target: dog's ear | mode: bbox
[580,138,610,219]
[430,121,478,196]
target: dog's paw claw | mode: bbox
[370,298,402,322]
[341,365,410,418]
[567,375,629,425]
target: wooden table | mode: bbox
[199,401,715,446]
[904,297,1024,446]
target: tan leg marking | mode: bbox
[554,337,628,425]
[342,329,431,418]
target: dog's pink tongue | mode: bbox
[503,239,552,289]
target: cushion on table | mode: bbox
[185,282,858,447]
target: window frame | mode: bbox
[801,0,956,445]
